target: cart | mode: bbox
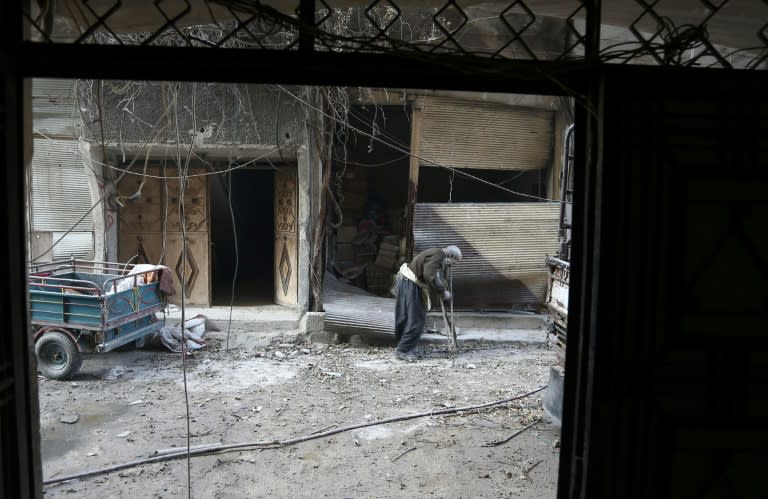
[28,259,168,380]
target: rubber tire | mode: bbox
[35,331,83,380]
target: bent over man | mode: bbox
[393,245,462,362]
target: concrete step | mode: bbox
[164,305,300,332]
[422,327,548,348]
[162,306,548,349]
[426,312,547,331]
[205,329,304,350]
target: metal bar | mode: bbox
[547,256,571,269]
[96,319,165,353]
[28,283,101,294]
[26,320,101,332]
[299,0,316,54]
[584,0,601,65]
[16,43,573,96]
[102,304,165,330]
[405,101,423,260]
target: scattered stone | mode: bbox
[274,351,286,359]
[348,335,367,347]
[117,431,132,438]
[128,400,144,406]
[60,414,79,424]
[301,348,311,354]
[323,371,341,378]
[466,364,477,369]
[104,366,126,381]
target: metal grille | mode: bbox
[23,1,588,60]
[599,0,768,69]
[22,1,767,70]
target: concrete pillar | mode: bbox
[297,144,311,315]
[79,140,106,261]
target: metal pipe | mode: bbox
[546,256,571,270]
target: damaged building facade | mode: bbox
[28,82,572,320]
[28,80,573,324]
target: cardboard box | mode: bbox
[375,253,397,269]
[379,242,399,253]
[378,247,398,258]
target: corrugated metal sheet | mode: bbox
[419,96,554,171]
[52,232,94,260]
[414,202,560,309]
[323,273,396,338]
[31,138,94,231]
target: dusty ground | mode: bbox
[38,330,560,498]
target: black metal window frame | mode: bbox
[3,1,768,499]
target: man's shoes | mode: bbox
[394,350,418,362]
[411,346,428,358]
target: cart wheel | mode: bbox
[35,331,83,380]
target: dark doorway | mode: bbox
[210,168,275,305]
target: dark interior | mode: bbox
[210,168,275,305]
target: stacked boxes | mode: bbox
[366,234,405,296]
[375,235,403,270]
[334,225,357,265]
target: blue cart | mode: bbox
[28,260,168,380]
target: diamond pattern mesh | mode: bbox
[21,0,768,69]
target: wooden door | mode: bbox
[274,170,298,307]
[118,165,210,306]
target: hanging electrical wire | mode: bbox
[276,84,562,204]
[42,385,547,486]
[225,165,239,352]
[172,80,195,499]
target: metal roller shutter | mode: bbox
[30,79,94,261]
[414,202,560,309]
[419,96,554,171]
[31,138,94,232]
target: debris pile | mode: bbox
[151,314,208,353]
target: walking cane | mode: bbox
[439,264,458,351]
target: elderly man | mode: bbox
[393,245,462,362]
